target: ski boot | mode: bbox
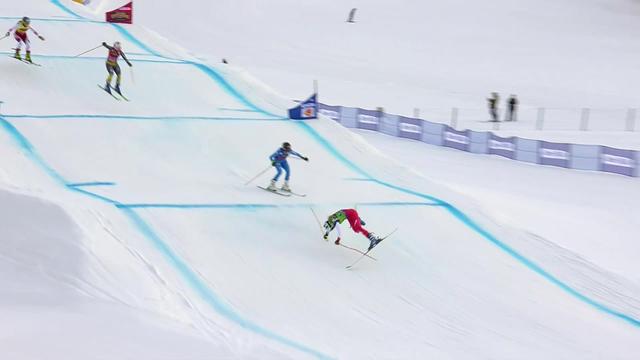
[13,49,21,60]
[280,181,291,192]
[114,83,122,95]
[104,82,112,94]
[25,51,32,63]
[266,180,277,191]
[367,233,381,251]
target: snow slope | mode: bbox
[0,188,222,359]
[138,0,640,137]
[1,1,639,359]
[355,129,640,280]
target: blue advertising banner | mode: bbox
[397,116,423,140]
[317,101,638,177]
[539,141,571,168]
[489,133,517,159]
[356,108,381,131]
[443,126,470,151]
[289,94,318,120]
[318,103,341,122]
[600,146,637,177]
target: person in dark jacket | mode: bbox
[266,142,309,192]
[506,94,518,121]
[487,92,499,122]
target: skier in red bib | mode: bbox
[6,16,45,63]
[101,41,132,96]
[323,209,381,250]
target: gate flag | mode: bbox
[106,2,133,24]
[289,94,318,120]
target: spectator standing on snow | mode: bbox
[347,8,357,23]
[487,92,499,122]
[505,94,518,121]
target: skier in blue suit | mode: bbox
[267,142,309,192]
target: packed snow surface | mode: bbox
[0,1,639,359]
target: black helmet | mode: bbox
[22,16,30,24]
[282,142,291,150]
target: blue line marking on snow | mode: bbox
[120,207,331,359]
[294,120,640,328]
[0,52,183,64]
[49,0,83,19]
[0,115,328,358]
[439,203,640,328]
[3,114,285,121]
[49,1,158,57]
[68,182,116,187]
[218,107,262,113]
[185,61,281,118]
[109,23,162,58]
[67,186,120,204]
[343,177,375,182]
[359,201,440,207]
[29,6,283,118]
[117,201,438,210]
[0,16,99,23]
[118,203,281,210]
[0,0,631,340]
[0,117,66,185]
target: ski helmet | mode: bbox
[282,142,291,151]
[113,41,122,50]
[22,16,30,24]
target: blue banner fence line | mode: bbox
[318,103,639,178]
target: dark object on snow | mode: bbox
[347,8,357,23]
[487,92,499,122]
[222,58,228,64]
[505,94,518,121]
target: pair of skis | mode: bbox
[345,228,397,269]
[9,55,41,66]
[98,84,129,101]
[257,185,306,197]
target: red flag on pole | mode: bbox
[106,2,133,24]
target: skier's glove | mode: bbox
[302,156,309,161]
[38,35,45,41]
[5,32,9,37]
[271,160,276,166]
[323,233,328,240]
[334,237,341,245]
[127,62,133,67]
[102,42,107,47]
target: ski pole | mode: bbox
[73,44,102,58]
[309,207,330,242]
[244,165,272,186]
[130,66,135,85]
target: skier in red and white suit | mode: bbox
[323,208,381,250]
[6,16,45,63]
